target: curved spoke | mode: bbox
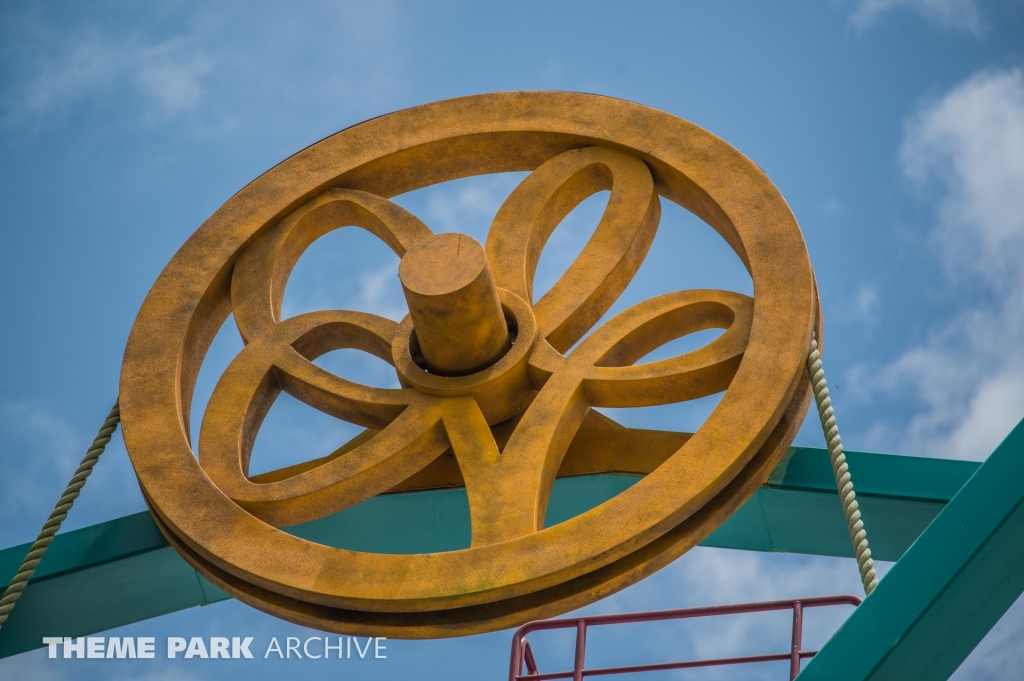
[232,189,433,342]
[487,146,661,352]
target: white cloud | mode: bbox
[573,548,873,681]
[819,197,844,216]
[903,70,1024,285]
[133,39,212,123]
[357,262,407,322]
[1,26,212,127]
[0,397,80,522]
[0,2,406,135]
[847,0,983,33]
[0,395,146,547]
[15,29,121,116]
[0,654,61,681]
[839,284,881,326]
[952,593,1024,679]
[422,174,526,240]
[854,69,1024,461]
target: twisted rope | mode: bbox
[0,400,121,632]
[807,339,878,595]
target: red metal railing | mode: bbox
[509,595,861,681]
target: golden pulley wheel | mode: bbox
[120,92,819,638]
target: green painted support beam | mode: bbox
[0,447,978,659]
[799,418,1024,681]
[709,447,976,560]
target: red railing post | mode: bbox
[508,595,859,681]
[573,619,587,681]
[790,600,804,680]
[523,639,539,675]
[509,630,524,681]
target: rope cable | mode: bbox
[0,400,121,632]
[807,338,878,595]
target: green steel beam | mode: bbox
[0,447,978,659]
[799,418,1024,681]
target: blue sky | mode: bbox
[1,0,1023,679]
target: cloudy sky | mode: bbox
[1,0,1023,679]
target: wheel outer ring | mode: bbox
[120,91,817,635]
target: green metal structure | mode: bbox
[2,421,1023,678]
[0,442,991,663]
[802,417,1024,679]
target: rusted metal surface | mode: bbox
[120,92,820,637]
[399,232,511,376]
[509,596,862,681]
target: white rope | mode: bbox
[807,338,878,595]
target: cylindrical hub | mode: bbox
[398,233,511,376]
